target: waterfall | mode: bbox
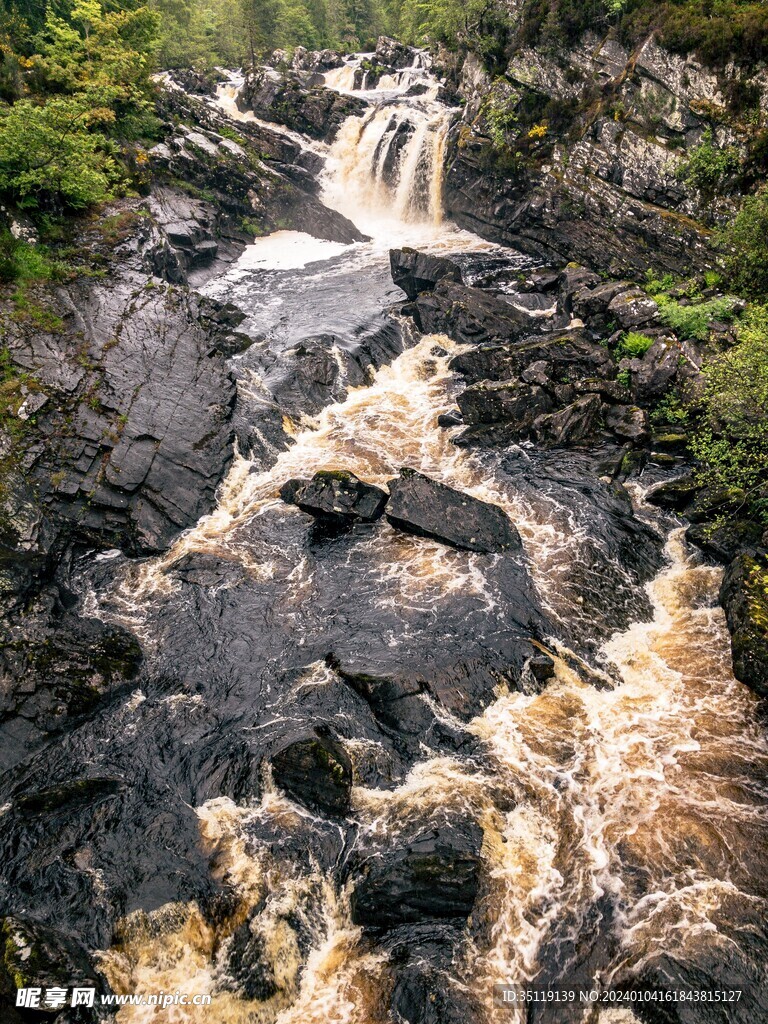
[321,106,451,230]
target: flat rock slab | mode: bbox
[386,469,521,554]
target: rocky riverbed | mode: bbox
[1,33,767,1024]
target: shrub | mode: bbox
[689,306,768,525]
[656,294,739,341]
[616,331,654,358]
[677,129,740,197]
[719,186,768,302]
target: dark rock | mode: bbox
[385,924,481,1024]
[527,652,556,683]
[375,35,417,70]
[414,280,538,345]
[604,403,649,442]
[686,520,764,564]
[0,916,110,1022]
[633,336,682,404]
[720,552,768,697]
[237,67,367,142]
[558,265,601,313]
[457,380,553,429]
[437,410,463,428]
[448,331,615,386]
[386,469,522,553]
[572,280,636,322]
[607,287,659,329]
[646,475,698,512]
[534,394,603,447]
[390,247,462,300]
[349,818,483,928]
[280,470,388,524]
[687,486,746,525]
[292,47,343,72]
[270,727,352,815]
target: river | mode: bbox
[8,50,768,1024]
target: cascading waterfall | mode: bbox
[321,104,452,228]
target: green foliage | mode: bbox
[0,97,120,208]
[616,368,631,388]
[482,84,518,150]
[690,306,768,524]
[652,391,689,426]
[0,0,159,211]
[677,129,740,198]
[656,293,739,341]
[616,331,653,359]
[719,186,768,302]
[644,269,676,296]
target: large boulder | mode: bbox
[534,394,603,447]
[237,68,367,142]
[456,380,552,428]
[413,280,537,345]
[390,248,462,300]
[349,818,483,928]
[279,470,388,524]
[375,35,418,70]
[270,727,352,816]
[386,469,521,553]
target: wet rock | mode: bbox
[0,916,110,1022]
[237,67,367,142]
[414,280,537,345]
[526,651,556,687]
[292,47,343,72]
[437,410,462,428]
[534,394,603,447]
[449,331,614,386]
[349,818,483,928]
[375,35,417,70]
[456,379,553,429]
[386,469,522,553]
[384,923,482,1024]
[686,520,763,564]
[280,470,388,524]
[0,604,142,772]
[270,726,352,815]
[646,474,698,512]
[720,551,768,698]
[390,247,462,300]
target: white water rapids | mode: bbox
[93,51,768,1024]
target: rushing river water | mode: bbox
[7,50,768,1024]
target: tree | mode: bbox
[0,96,120,207]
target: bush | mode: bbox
[689,306,768,525]
[677,129,740,197]
[719,186,768,302]
[616,331,654,358]
[656,294,739,341]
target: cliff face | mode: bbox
[445,26,768,276]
